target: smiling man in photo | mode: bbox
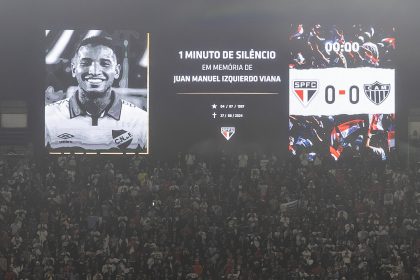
[45,36,148,151]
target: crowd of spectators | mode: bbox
[0,151,420,279]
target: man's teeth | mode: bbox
[87,78,103,83]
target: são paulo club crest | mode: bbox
[221,127,235,141]
[112,130,133,149]
[364,81,391,105]
[292,80,319,107]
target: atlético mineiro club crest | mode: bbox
[292,80,318,107]
[221,127,235,141]
[364,81,390,105]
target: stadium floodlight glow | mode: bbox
[83,30,102,39]
[45,30,74,64]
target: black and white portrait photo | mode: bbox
[45,30,149,153]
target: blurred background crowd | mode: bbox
[0,152,419,279]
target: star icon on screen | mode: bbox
[211,104,217,109]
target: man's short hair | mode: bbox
[74,36,120,63]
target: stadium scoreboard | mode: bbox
[43,24,397,160]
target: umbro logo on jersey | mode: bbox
[57,133,74,139]
[112,130,133,149]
